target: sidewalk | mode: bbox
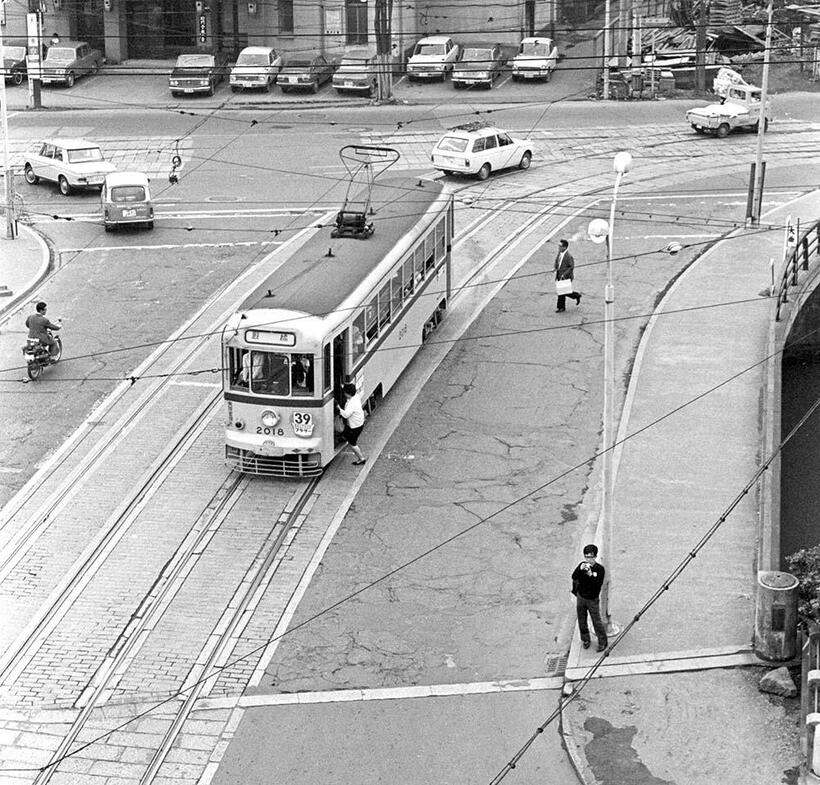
[0,224,50,317]
[560,191,820,784]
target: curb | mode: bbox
[0,224,52,320]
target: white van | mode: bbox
[101,172,153,231]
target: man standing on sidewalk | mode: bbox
[571,544,608,652]
[554,239,582,312]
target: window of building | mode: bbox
[279,0,294,33]
[345,0,368,45]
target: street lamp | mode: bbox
[587,150,632,635]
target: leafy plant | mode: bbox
[785,546,820,626]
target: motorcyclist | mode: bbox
[25,301,61,356]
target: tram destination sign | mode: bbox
[245,329,296,347]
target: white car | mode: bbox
[23,138,116,195]
[406,35,459,81]
[511,36,558,81]
[431,123,533,180]
[230,46,282,92]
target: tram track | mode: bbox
[30,476,319,785]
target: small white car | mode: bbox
[406,35,459,81]
[230,46,282,92]
[23,138,116,195]
[101,172,153,231]
[511,36,558,81]
[431,123,533,180]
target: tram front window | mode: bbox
[229,348,315,396]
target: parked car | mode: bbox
[229,46,282,92]
[101,172,154,231]
[511,36,558,81]
[169,52,228,96]
[23,138,116,195]
[406,35,459,81]
[41,41,103,87]
[278,54,335,93]
[686,84,771,137]
[431,123,532,180]
[332,48,377,95]
[452,42,504,89]
[2,44,27,86]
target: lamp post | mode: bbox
[587,150,632,633]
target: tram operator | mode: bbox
[25,302,61,353]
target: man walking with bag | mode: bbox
[554,238,582,312]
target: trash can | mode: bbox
[754,570,799,661]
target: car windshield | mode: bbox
[2,46,26,60]
[177,54,213,67]
[462,48,492,61]
[521,42,550,56]
[237,53,270,66]
[339,58,368,69]
[45,48,76,61]
[415,43,445,56]
[437,136,469,153]
[67,147,104,163]
[110,185,146,203]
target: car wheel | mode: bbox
[13,71,23,86]
[24,164,39,185]
[281,85,290,94]
[171,90,179,97]
[91,61,99,75]
[262,80,270,93]
[58,176,71,196]
[65,71,75,87]
[104,223,113,232]
[692,124,705,134]
[311,81,319,93]
[518,152,532,170]
[545,69,552,83]
[231,85,240,93]
[441,170,454,176]
[716,123,730,138]
[145,220,154,230]
[208,81,215,96]
[476,163,491,181]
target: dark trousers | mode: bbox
[576,595,607,644]
[556,291,581,311]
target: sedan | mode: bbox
[23,138,117,195]
[452,42,504,89]
[230,46,282,92]
[41,41,103,87]
[332,48,377,96]
[2,44,27,86]
[278,55,335,93]
[169,52,229,96]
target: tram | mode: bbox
[222,176,454,477]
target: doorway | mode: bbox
[126,0,195,58]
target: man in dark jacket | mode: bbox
[554,238,582,312]
[25,301,60,354]
[571,543,608,651]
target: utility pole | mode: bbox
[750,0,774,226]
[374,0,393,102]
[26,0,44,110]
[695,0,707,93]
[0,18,18,239]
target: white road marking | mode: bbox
[168,380,221,388]
[59,240,285,252]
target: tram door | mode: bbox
[332,330,349,404]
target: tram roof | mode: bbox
[239,177,446,319]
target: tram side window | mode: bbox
[323,342,332,393]
[291,353,314,396]
[414,245,425,284]
[435,218,446,261]
[392,268,403,314]
[424,234,435,272]
[365,297,378,342]
[352,312,366,361]
[378,282,391,328]
[403,257,414,297]
[229,347,251,390]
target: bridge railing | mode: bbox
[775,219,820,322]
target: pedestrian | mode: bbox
[554,238,582,312]
[571,543,608,652]
[336,382,367,466]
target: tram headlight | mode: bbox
[261,409,279,428]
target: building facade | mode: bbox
[3,0,559,64]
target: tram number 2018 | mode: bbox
[257,426,284,436]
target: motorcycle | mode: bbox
[22,322,62,381]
